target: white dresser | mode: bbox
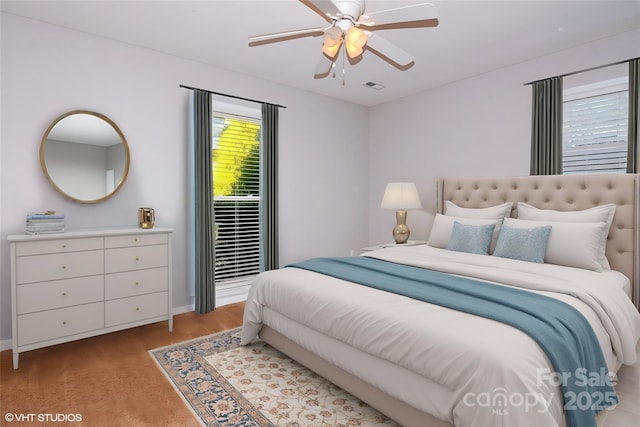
[8,227,173,369]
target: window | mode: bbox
[212,108,261,286]
[562,77,629,174]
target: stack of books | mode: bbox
[26,212,65,234]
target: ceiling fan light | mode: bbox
[344,26,367,58]
[345,41,364,58]
[346,26,367,48]
[323,26,342,47]
[322,40,342,58]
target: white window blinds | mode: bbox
[562,78,629,175]
[212,113,261,284]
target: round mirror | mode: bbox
[40,110,130,203]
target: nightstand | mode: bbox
[360,240,427,254]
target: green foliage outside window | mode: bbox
[213,118,260,197]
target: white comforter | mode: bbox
[242,245,640,427]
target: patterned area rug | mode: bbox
[149,327,400,427]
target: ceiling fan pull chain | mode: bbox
[342,43,347,86]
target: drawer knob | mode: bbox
[135,257,140,261]
[135,281,140,286]
[62,265,67,270]
[134,238,138,242]
[61,244,66,249]
[135,307,140,311]
[62,292,67,296]
[62,321,67,326]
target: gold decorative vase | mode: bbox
[138,208,155,229]
[392,210,410,244]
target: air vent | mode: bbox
[363,81,386,90]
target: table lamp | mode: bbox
[380,182,422,244]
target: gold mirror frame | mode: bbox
[40,110,130,204]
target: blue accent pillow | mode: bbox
[446,221,496,255]
[492,224,552,263]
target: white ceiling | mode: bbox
[2,0,640,107]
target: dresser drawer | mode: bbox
[105,292,168,327]
[15,237,103,256]
[15,250,104,284]
[105,267,168,300]
[17,276,104,314]
[105,233,168,249]
[17,302,104,346]
[105,245,168,273]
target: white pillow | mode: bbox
[517,202,616,270]
[445,201,513,220]
[428,214,502,251]
[503,218,607,272]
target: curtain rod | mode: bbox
[523,56,639,86]
[179,84,287,109]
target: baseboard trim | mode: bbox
[216,284,250,308]
[172,304,195,315]
[1,338,11,352]
[175,284,250,313]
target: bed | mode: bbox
[241,174,640,427]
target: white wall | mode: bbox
[0,13,371,341]
[368,29,640,246]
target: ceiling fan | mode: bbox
[248,0,438,78]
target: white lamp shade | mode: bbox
[345,27,367,58]
[322,27,343,58]
[380,182,422,209]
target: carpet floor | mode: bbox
[149,327,399,427]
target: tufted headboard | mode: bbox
[437,174,640,309]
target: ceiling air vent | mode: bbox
[363,81,386,90]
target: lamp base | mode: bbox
[392,210,410,244]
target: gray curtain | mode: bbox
[260,103,279,271]
[530,77,563,175]
[628,59,639,173]
[193,90,216,313]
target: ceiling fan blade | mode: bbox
[248,27,326,45]
[300,0,342,22]
[365,32,414,67]
[314,52,335,78]
[359,3,437,27]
